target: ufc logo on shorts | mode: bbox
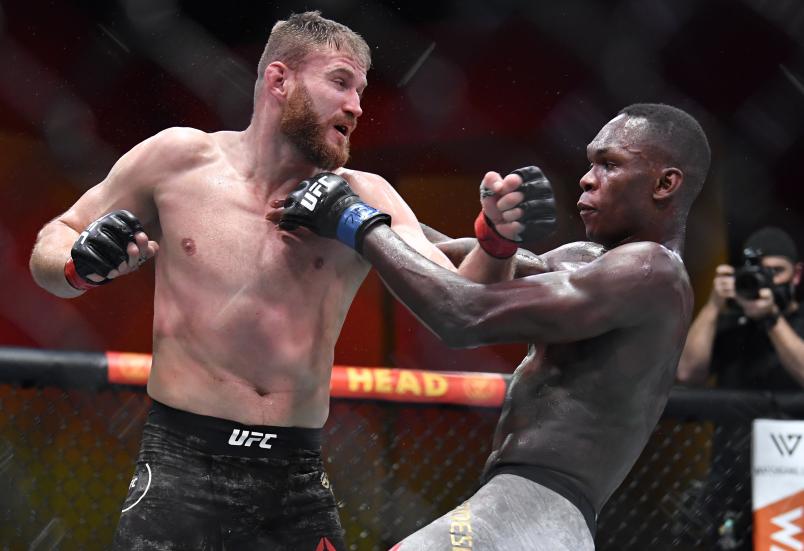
[301,175,335,211]
[228,429,278,449]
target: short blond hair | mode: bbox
[254,11,371,104]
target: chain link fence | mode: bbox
[3,381,798,550]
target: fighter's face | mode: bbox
[280,49,367,170]
[577,115,660,248]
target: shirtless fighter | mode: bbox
[281,103,711,550]
[27,11,540,550]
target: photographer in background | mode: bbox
[677,226,804,389]
[676,226,803,549]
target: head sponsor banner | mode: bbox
[331,367,506,407]
[752,419,804,551]
[101,352,508,407]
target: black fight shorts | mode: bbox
[112,400,345,551]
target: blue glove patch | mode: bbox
[336,202,382,249]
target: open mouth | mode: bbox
[334,125,348,136]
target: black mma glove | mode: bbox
[65,209,144,290]
[279,173,391,253]
[475,166,556,258]
[481,165,557,243]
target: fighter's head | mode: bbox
[254,11,371,170]
[578,103,711,248]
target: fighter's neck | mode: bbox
[232,117,323,194]
[610,228,685,258]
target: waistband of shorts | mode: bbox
[483,464,597,538]
[147,399,322,458]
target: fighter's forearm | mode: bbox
[29,219,84,298]
[767,318,804,389]
[364,225,484,348]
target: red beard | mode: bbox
[280,83,349,170]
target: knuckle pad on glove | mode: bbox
[72,210,144,279]
[94,231,127,259]
[510,166,544,181]
[518,181,553,201]
[521,200,556,218]
[72,249,107,278]
[115,210,144,231]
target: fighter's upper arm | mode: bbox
[346,170,456,270]
[56,127,205,238]
[458,242,684,345]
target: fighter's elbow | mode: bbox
[434,313,488,349]
[420,287,489,348]
[29,246,81,299]
[28,249,48,291]
[415,307,472,348]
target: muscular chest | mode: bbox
[155,174,362,289]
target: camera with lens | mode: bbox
[734,248,775,299]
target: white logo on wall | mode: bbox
[228,429,278,449]
[771,434,803,457]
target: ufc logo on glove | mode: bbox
[301,174,339,210]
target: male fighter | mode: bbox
[28,11,535,550]
[281,103,711,550]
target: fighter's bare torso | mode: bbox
[97,127,442,427]
[484,241,693,512]
[145,132,369,427]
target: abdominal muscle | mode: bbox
[146,234,367,428]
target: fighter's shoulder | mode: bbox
[603,241,688,287]
[336,168,392,193]
[123,127,217,172]
[542,241,606,269]
[336,168,411,212]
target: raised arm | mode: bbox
[300,168,553,283]
[339,169,457,270]
[29,127,192,297]
[279,171,651,347]
[362,225,686,347]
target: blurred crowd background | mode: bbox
[1,0,802,369]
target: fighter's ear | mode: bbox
[263,61,291,101]
[653,167,683,202]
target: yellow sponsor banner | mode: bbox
[332,367,505,407]
[103,352,507,408]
